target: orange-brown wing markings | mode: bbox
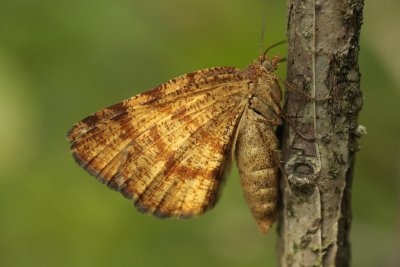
[67,67,241,142]
[70,82,247,179]
[73,91,247,217]
[68,69,245,172]
[89,87,245,192]
[67,68,253,217]
[164,103,248,216]
[123,98,248,217]
[69,81,241,167]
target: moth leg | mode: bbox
[249,97,282,125]
[249,92,318,141]
[251,95,316,141]
[279,113,317,141]
[281,78,331,102]
[275,150,294,196]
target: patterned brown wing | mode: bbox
[67,67,240,142]
[67,67,251,217]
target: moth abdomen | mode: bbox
[236,107,279,234]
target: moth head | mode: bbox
[258,40,286,72]
[261,55,280,72]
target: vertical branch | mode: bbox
[278,0,364,266]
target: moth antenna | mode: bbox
[263,40,287,58]
[279,57,287,63]
[259,14,267,58]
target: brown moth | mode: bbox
[67,53,282,234]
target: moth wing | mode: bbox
[68,67,251,217]
[67,67,240,141]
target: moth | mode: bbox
[67,50,283,234]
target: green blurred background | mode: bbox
[0,0,398,266]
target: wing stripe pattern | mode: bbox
[67,67,241,142]
[77,83,245,175]
[130,102,247,217]
[68,67,250,217]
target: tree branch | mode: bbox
[278,0,364,266]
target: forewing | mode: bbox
[67,67,241,142]
[67,67,250,217]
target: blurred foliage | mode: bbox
[0,1,398,267]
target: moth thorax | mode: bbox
[254,75,282,105]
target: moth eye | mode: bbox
[262,60,273,71]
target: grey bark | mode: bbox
[278,0,364,266]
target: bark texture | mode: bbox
[278,0,364,266]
